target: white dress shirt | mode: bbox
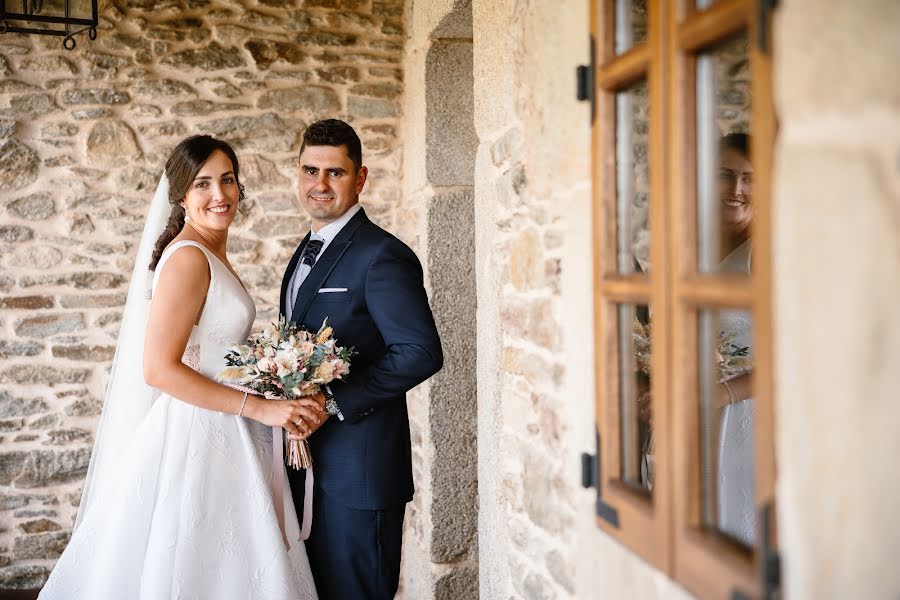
[286,203,362,320]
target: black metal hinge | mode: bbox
[757,0,778,54]
[760,501,782,600]
[575,34,596,124]
[581,428,619,527]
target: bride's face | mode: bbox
[718,147,753,239]
[180,150,240,232]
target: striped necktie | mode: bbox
[287,237,324,321]
[300,238,324,269]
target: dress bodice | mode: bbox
[152,240,256,378]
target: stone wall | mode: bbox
[0,0,404,588]
[473,0,584,597]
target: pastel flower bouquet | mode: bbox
[218,318,353,469]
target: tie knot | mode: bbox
[301,238,324,266]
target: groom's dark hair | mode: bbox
[299,119,363,171]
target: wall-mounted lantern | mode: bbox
[0,0,98,50]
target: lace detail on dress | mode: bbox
[181,344,200,370]
[208,315,240,348]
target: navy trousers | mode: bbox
[302,486,405,600]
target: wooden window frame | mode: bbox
[591,0,671,568]
[591,0,778,598]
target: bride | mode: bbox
[39,135,321,599]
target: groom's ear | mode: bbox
[355,166,368,195]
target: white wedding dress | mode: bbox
[39,241,317,600]
[716,240,755,546]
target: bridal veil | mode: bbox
[75,175,170,527]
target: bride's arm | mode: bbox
[717,371,753,410]
[143,246,323,436]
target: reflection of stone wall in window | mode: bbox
[630,0,648,46]
[623,0,650,270]
[615,0,647,52]
[629,82,651,271]
[715,35,751,136]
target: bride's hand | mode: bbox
[243,396,326,438]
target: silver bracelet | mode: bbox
[238,391,248,416]
[722,380,736,405]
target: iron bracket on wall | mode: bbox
[575,34,597,124]
[0,0,99,50]
[581,428,619,527]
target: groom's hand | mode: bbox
[288,392,328,440]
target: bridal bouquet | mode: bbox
[218,317,353,469]
[631,318,751,381]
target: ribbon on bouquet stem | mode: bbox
[273,428,315,545]
[299,454,314,540]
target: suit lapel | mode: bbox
[280,231,311,317]
[289,209,368,324]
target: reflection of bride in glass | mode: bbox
[634,133,756,546]
[714,132,755,546]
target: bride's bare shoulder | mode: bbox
[156,241,211,288]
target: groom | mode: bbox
[281,119,443,599]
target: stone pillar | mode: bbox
[400,1,479,598]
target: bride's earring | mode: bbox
[182,204,191,223]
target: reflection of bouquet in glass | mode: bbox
[630,318,752,490]
[632,319,653,377]
[631,318,751,381]
[715,330,751,382]
[218,318,353,469]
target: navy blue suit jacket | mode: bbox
[281,208,443,510]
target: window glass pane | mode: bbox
[619,303,653,492]
[696,32,752,273]
[698,308,755,547]
[616,80,650,274]
[615,0,648,54]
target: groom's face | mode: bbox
[297,144,368,230]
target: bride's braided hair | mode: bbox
[149,135,246,271]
